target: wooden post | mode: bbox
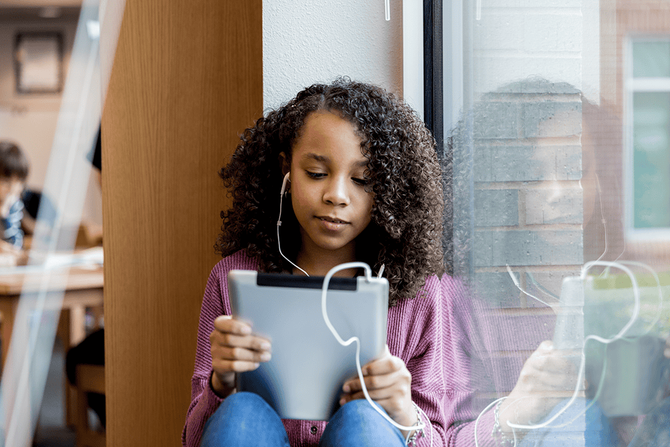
[101,0,262,444]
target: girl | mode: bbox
[182,79,561,446]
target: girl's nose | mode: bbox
[323,176,350,206]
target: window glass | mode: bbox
[633,41,670,78]
[628,38,670,236]
[441,1,670,445]
[633,92,670,229]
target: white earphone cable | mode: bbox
[505,262,642,432]
[475,260,659,446]
[275,173,431,443]
[321,262,432,446]
[276,176,310,277]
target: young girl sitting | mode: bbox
[183,79,541,447]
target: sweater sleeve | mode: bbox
[389,275,500,447]
[182,252,258,447]
[181,262,227,447]
[440,275,500,447]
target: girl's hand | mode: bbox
[339,345,417,434]
[209,315,272,398]
[499,341,578,434]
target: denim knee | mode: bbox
[201,392,289,447]
[320,400,405,447]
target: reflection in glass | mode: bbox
[444,1,670,446]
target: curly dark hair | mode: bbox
[217,78,445,306]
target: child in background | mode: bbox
[0,141,29,256]
[182,79,569,447]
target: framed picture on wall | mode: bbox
[13,32,64,94]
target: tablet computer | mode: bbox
[228,270,388,421]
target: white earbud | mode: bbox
[276,171,309,276]
[280,172,290,196]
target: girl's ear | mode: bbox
[279,152,290,176]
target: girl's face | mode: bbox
[288,111,373,261]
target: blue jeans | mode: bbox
[200,392,406,447]
[516,398,618,447]
[516,396,670,447]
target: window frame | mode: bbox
[624,35,670,241]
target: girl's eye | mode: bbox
[306,171,326,179]
[352,177,369,186]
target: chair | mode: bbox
[75,364,106,447]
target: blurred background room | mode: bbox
[2,0,670,446]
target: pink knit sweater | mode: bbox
[182,250,497,447]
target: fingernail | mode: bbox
[339,398,346,406]
[261,352,271,362]
[241,326,252,334]
[342,384,350,392]
[261,342,271,350]
[253,363,260,368]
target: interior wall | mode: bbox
[0,15,102,225]
[263,0,404,110]
[0,18,75,190]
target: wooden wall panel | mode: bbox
[101,0,262,444]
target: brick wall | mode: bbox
[448,3,592,440]
[472,1,584,96]
[468,79,584,310]
[457,79,587,443]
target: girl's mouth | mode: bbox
[319,216,348,224]
[317,216,349,230]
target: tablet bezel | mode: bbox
[228,270,389,420]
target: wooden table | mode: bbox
[0,263,104,427]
